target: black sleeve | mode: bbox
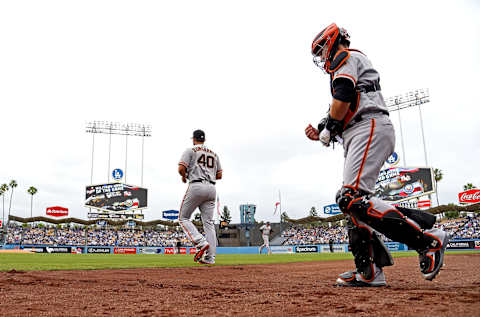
[332,77,355,102]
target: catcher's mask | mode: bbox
[311,23,350,72]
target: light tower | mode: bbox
[385,88,430,167]
[85,121,152,186]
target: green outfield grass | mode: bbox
[0,251,477,272]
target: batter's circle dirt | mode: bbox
[0,254,479,316]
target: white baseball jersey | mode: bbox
[179,144,222,183]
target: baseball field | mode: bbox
[0,251,479,316]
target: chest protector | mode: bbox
[328,49,363,129]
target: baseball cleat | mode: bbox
[418,229,449,281]
[336,269,387,287]
[193,242,210,263]
[198,255,215,265]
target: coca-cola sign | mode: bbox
[46,206,68,217]
[458,189,480,204]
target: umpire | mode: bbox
[305,23,448,287]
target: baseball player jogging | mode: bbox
[259,221,273,254]
[305,23,448,287]
[178,129,222,265]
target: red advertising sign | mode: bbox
[164,247,175,254]
[113,247,136,254]
[46,206,69,217]
[458,189,480,204]
[164,247,189,254]
[417,200,431,208]
[189,248,197,254]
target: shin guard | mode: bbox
[347,216,393,282]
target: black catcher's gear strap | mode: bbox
[317,115,343,137]
[325,115,343,137]
[396,207,436,230]
[317,115,343,147]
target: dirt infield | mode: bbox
[0,253,479,316]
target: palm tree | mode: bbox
[0,189,4,228]
[27,186,38,218]
[7,180,18,225]
[463,183,477,191]
[0,184,8,228]
[433,168,443,206]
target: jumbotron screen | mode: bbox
[375,167,435,202]
[85,183,148,212]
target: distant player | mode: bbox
[259,222,272,255]
[178,129,222,265]
[175,239,182,254]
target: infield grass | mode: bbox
[0,250,478,272]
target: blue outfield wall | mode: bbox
[2,239,479,254]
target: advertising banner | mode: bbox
[188,248,197,255]
[87,247,111,254]
[23,247,72,253]
[164,247,175,254]
[113,247,137,254]
[375,167,435,202]
[458,189,480,204]
[71,247,83,254]
[407,240,478,251]
[139,247,162,254]
[23,247,47,253]
[295,246,318,253]
[88,212,145,220]
[270,246,294,254]
[85,183,147,212]
[446,241,475,250]
[392,200,431,209]
[323,204,341,215]
[320,245,344,253]
[162,210,179,220]
[46,206,69,217]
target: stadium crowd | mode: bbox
[281,224,348,245]
[281,214,480,245]
[5,224,193,247]
[435,214,480,239]
[4,213,480,247]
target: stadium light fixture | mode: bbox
[86,121,152,186]
[385,89,430,167]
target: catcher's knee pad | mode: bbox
[347,219,393,282]
[336,186,370,213]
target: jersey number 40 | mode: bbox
[197,154,215,168]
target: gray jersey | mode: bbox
[259,224,272,236]
[179,144,222,183]
[332,50,388,123]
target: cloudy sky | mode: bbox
[0,0,479,224]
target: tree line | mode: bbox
[0,180,38,230]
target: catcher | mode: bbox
[305,23,448,287]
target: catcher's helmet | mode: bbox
[311,23,350,72]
